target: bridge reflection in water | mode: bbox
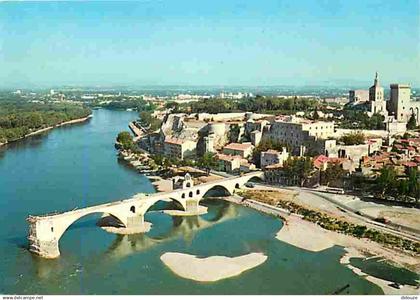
[31,199,238,279]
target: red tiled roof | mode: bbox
[217,154,241,162]
[224,143,253,151]
[313,155,329,168]
[403,161,418,168]
[265,163,284,170]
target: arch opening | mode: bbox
[246,175,263,184]
[57,211,127,246]
[189,191,193,198]
[145,198,186,212]
[202,185,232,199]
[130,206,135,213]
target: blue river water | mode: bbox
[0,109,400,294]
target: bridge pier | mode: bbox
[126,214,145,228]
[185,199,200,214]
[28,217,60,259]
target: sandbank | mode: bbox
[160,252,267,282]
[276,215,335,252]
[276,215,419,294]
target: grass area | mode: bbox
[238,190,420,255]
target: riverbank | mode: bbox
[0,114,92,147]
[128,122,145,141]
[224,193,419,295]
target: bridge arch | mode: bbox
[56,210,128,240]
[143,197,186,213]
[201,184,233,199]
[29,209,131,258]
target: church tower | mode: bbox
[368,72,386,115]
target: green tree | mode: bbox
[116,131,133,150]
[407,169,419,200]
[197,152,218,175]
[322,163,347,187]
[139,111,162,132]
[283,157,314,186]
[313,109,320,120]
[375,166,398,198]
[228,124,240,143]
[407,113,417,130]
[340,131,365,145]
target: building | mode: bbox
[368,72,387,116]
[223,142,254,158]
[217,154,255,174]
[217,154,242,173]
[163,136,196,160]
[266,116,335,154]
[250,130,262,146]
[313,155,355,173]
[260,148,289,169]
[349,90,369,104]
[387,84,420,124]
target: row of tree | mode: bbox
[371,167,419,201]
[339,111,385,130]
[0,101,91,143]
[94,98,156,111]
[167,96,319,115]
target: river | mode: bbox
[0,109,408,294]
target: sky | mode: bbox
[0,0,419,88]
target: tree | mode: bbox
[313,109,320,120]
[283,157,314,186]
[406,169,419,200]
[407,113,417,130]
[116,131,133,150]
[228,124,240,143]
[340,131,365,145]
[139,111,162,132]
[197,152,218,175]
[322,163,347,187]
[375,166,398,198]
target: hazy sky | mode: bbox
[0,0,419,88]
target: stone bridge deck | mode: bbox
[27,171,263,258]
